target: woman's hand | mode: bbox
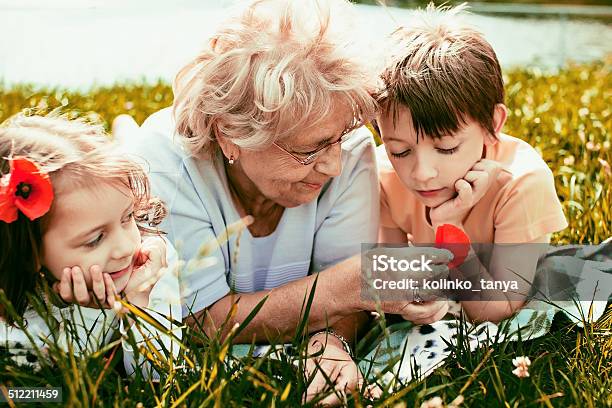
[362,246,452,310]
[122,236,168,308]
[304,333,363,406]
[398,300,449,325]
[53,265,117,309]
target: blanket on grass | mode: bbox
[358,239,612,385]
[231,240,611,387]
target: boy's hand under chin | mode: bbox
[429,159,502,229]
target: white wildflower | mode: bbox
[421,396,443,408]
[512,356,531,378]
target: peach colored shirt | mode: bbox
[378,134,568,244]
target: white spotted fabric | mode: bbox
[361,238,612,386]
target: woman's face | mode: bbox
[234,104,355,207]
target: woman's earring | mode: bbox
[228,155,235,165]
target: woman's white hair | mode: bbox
[173,0,378,157]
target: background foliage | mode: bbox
[1,59,610,244]
[0,59,610,407]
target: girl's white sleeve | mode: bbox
[1,306,117,368]
[120,237,183,379]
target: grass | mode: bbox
[1,59,611,406]
[1,293,611,407]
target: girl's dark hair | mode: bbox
[0,215,43,322]
[0,112,166,324]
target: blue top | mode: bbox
[121,108,380,316]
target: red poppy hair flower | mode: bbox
[435,224,471,268]
[0,158,54,223]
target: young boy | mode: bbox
[375,5,568,322]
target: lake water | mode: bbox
[1,0,610,89]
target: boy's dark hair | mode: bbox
[377,4,505,139]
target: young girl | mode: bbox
[0,113,182,378]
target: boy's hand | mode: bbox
[53,265,117,309]
[430,159,502,228]
[122,237,167,308]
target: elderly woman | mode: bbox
[113,0,450,401]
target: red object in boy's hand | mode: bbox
[435,224,471,268]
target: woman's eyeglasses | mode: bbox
[273,121,361,166]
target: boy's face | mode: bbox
[378,105,497,208]
[42,183,142,293]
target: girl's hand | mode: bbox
[304,335,364,406]
[53,265,117,309]
[430,159,502,228]
[122,237,167,308]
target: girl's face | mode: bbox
[42,182,141,293]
